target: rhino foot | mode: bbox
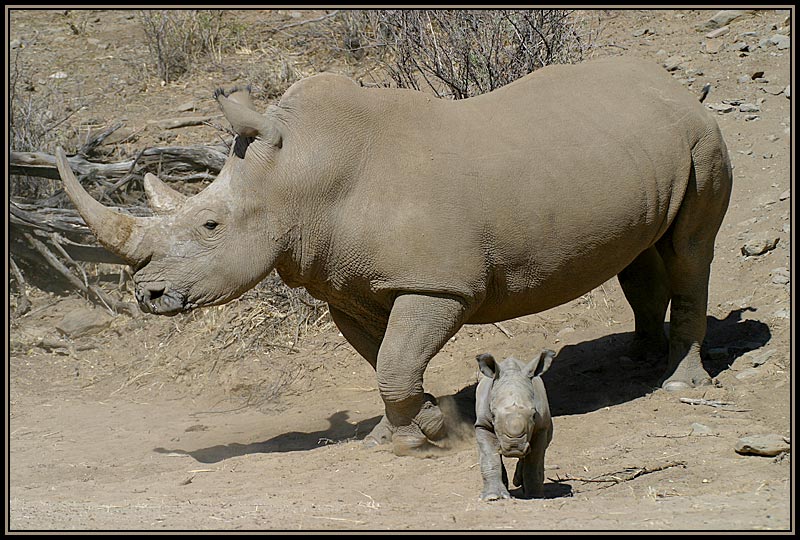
[479,485,512,502]
[363,416,394,447]
[661,368,712,392]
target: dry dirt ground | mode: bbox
[7,9,794,532]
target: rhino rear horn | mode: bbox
[56,147,153,267]
[143,172,187,214]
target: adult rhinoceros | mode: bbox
[56,56,732,454]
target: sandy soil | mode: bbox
[8,8,793,531]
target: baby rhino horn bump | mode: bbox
[55,147,152,266]
[505,414,527,438]
[143,172,187,215]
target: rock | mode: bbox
[744,348,775,367]
[734,434,790,457]
[703,40,723,54]
[737,75,750,84]
[697,10,756,31]
[741,237,779,256]
[778,189,790,201]
[784,85,790,98]
[690,423,713,436]
[772,309,790,319]
[55,308,112,338]
[663,55,685,71]
[38,336,69,352]
[556,327,575,337]
[49,71,68,79]
[738,103,759,112]
[751,71,765,79]
[762,84,785,95]
[771,273,789,285]
[632,28,653,37]
[744,115,760,121]
[176,100,197,113]
[732,42,750,52]
[705,26,730,39]
[769,34,790,50]
[735,368,760,380]
[708,103,734,113]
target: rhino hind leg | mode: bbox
[618,246,670,363]
[655,139,731,392]
[513,431,548,498]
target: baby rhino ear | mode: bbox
[523,349,556,379]
[476,353,498,379]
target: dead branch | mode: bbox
[79,121,125,157]
[9,255,32,316]
[10,144,227,182]
[272,10,340,33]
[548,460,687,488]
[21,231,137,316]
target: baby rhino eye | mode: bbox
[204,220,218,230]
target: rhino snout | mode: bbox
[135,281,186,315]
[498,435,530,458]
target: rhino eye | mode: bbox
[204,220,218,230]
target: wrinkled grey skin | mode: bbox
[56,56,732,456]
[475,350,554,501]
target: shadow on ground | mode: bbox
[154,309,769,462]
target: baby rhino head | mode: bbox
[477,349,555,458]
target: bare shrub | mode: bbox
[138,10,242,83]
[340,9,594,99]
[9,49,86,200]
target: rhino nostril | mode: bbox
[148,286,165,301]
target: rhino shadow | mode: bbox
[154,309,768,462]
[439,308,770,420]
[544,307,771,416]
[153,411,382,463]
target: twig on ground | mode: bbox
[549,460,687,489]
[493,322,514,338]
[679,397,752,412]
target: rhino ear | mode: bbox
[524,349,556,379]
[476,353,498,379]
[215,87,281,148]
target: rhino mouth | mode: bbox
[498,435,530,458]
[135,281,189,316]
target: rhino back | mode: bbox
[286,59,724,320]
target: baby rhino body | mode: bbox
[475,350,555,501]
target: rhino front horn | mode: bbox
[56,147,153,267]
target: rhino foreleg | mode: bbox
[376,293,466,454]
[476,426,511,501]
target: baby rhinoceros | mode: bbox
[475,349,555,501]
